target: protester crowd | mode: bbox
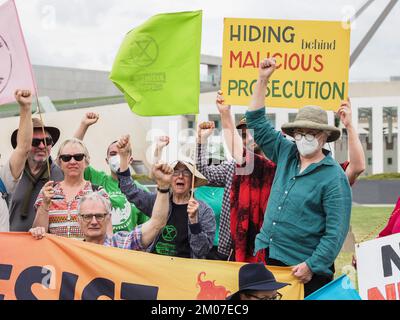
[6,58,399,298]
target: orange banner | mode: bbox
[0,233,304,300]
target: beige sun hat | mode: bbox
[170,160,208,188]
[281,105,341,143]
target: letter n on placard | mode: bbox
[381,244,400,277]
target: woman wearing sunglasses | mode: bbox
[32,138,108,239]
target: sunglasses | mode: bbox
[59,153,85,162]
[79,213,108,222]
[32,137,53,147]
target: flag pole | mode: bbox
[191,114,199,198]
[12,0,51,178]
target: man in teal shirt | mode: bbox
[246,58,352,297]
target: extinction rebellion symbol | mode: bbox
[129,35,159,67]
[0,35,12,94]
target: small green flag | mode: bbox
[110,11,202,116]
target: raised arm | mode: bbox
[246,58,293,162]
[338,99,365,185]
[249,58,276,111]
[216,91,245,164]
[153,136,169,166]
[117,135,157,215]
[196,122,232,187]
[9,90,33,180]
[73,112,99,140]
[140,163,172,248]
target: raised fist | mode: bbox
[81,112,99,127]
[152,163,173,189]
[15,89,32,109]
[216,90,231,114]
[259,58,277,80]
[198,121,215,143]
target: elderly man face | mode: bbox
[78,197,111,242]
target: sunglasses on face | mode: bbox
[32,137,53,147]
[59,153,85,162]
[79,213,108,222]
[173,169,192,177]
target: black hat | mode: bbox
[227,263,290,300]
[11,118,60,149]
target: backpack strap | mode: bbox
[0,178,7,195]
[0,178,8,200]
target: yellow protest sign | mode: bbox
[221,18,350,111]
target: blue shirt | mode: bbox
[246,107,352,276]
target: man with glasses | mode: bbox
[0,90,33,232]
[227,263,289,300]
[29,163,173,250]
[9,111,63,232]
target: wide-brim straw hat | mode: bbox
[171,160,208,188]
[11,118,60,149]
[281,105,341,143]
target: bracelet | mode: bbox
[157,187,170,193]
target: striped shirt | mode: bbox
[34,181,109,240]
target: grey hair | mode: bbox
[56,138,91,166]
[78,192,112,215]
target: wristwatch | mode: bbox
[157,186,170,193]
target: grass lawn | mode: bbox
[334,205,394,287]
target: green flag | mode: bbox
[110,11,202,116]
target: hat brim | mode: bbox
[226,281,290,300]
[171,160,208,188]
[281,120,341,143]
[11,126,60,149]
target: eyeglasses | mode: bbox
[79,213,108,222]
[293,132,320,142]
[173,169,192,177]
[245,292,283,300]
[59,153,85,162]
[32,137,53,147]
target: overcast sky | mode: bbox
[6,0,400,81]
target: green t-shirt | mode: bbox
[84,166,150,232]
[194,186,224,246]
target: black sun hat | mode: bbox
[11,118,60,149]
[227,263,290,300]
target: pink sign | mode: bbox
[0,0,36,105]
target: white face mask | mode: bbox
[108,155,121,173]
[295,136,320,157]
